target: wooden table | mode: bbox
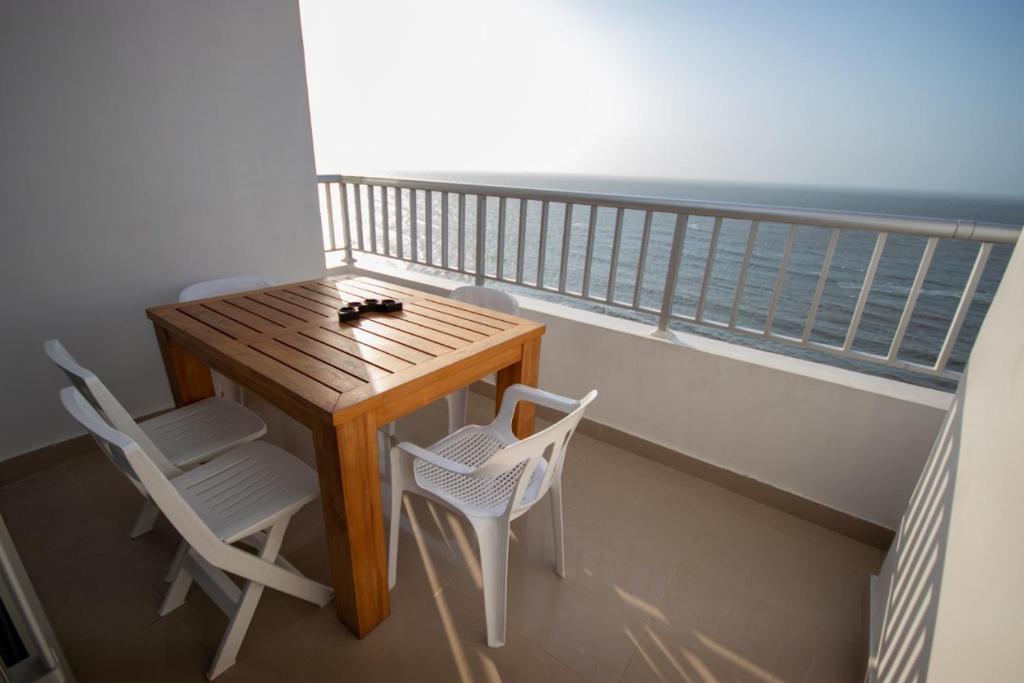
[146,275,544,637]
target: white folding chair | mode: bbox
[179,276,276,403]
[445,286,519,434]
[60,387,332,680]
[44,339,266,538]
[388,383,596,647]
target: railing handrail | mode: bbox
[320,173,1021,245]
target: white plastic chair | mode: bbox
[60,386,332,680]
[179,276,275,403]
[445,286,519,434]
[44,339,266,538]
[388,383,596,647]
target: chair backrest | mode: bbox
[60,386,224,556]
[448,286,519,315]
[483,388,597,516]
[179,276,275,303]
[44,339,180,482]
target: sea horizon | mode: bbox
[341,170,1024,226]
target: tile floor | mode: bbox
[0,396,883,682]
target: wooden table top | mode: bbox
[146,276,545,425]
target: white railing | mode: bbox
[317,174,1019,382]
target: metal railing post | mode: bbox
[339,182,353,265]
[475,195,486,286]
[652,213,688,338]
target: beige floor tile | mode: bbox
[62,449,153,533]
[0,464,109,561]
[76,611,211,683]
[438,515,654,683]
[24,524,173,672]
[295,584,587,683]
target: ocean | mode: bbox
[357,172,1024,391]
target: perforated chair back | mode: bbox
[179,276,275,303]
[488,388,596,517]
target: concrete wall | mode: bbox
[348,260,951,529]
[870,226,1024,679]
[0,1,324,460]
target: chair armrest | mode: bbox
[397,442,477,475]
[495,384,584,431]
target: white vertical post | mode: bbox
[934,242,992,373]
[843,232,888,352]
[475,195,486,286]
[410,189,418,263]
[558,203,573,293]
[653,213,688,337]
[802,228,840,343]
[457,193,466,272]
[763,224,798,335]
[606,207,625,302]
[581,206,598,297]
[425,190,433,265]
[339,182,353,265]
[729,220,759,328]
[353,184,365,252]
[515,199,527,285]
[632,210,654,309]
[381,187,390,257]
[887,237,938,361]
[324,183,336,252]
[367,186,378,253]
[537,201,550,288]
[395,188,404,260]
[441,192,449,269]
[497,197,507,280]
[695,217,723,322]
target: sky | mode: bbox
[298,0,1024,196]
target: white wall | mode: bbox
[870,228,1024,680]
[0,1,324,460]
[352,260,951,529]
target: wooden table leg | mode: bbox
[495,337,541,439]
[153,324,215,407]
[311,414,390,637]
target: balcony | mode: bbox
[3,3,1022,681]
[2,172,1018,681]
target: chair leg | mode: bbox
[207,519,288,680]
[159,554,194,617]
[130,498,160,538]
[377,426,394,477]
[388,488,404,590]
[213,371,242,403]
[165,539,189,583]
[472,518,510,647]
[550,481,566,578]
[207,581,264,679]
[446,388,469,435]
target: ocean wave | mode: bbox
[835,281,993,301]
